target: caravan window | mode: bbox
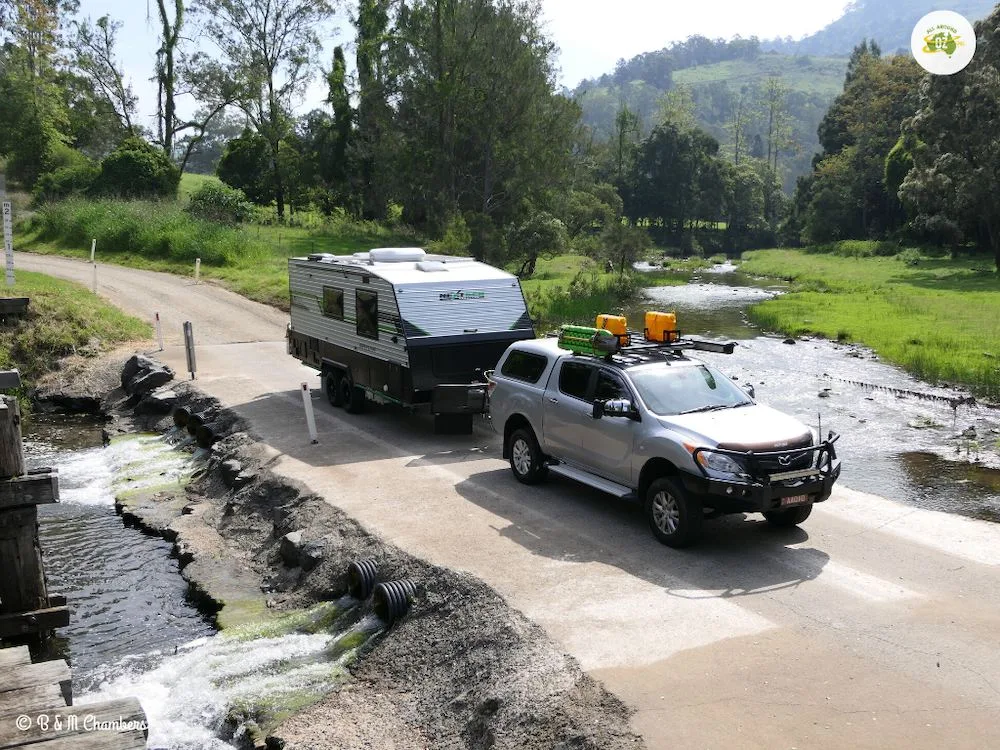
[321,287,344,320]
[356,289,379,340]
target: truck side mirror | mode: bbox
[743,383,756,399]
[603,399,635,418]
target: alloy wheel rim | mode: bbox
[652,491,680,535]
[512,439,531,475]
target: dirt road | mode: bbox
[20,252,1000,749]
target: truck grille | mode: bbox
[718,436,814,478]
[755,451,814,476]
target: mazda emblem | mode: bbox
[778,455,791,466]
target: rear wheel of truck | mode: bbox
[763,503,813,527]
[325,371,345,407]
[645,478,703,548]
[340,374,366,414]
[508,428,547,484]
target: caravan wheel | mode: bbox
[325,371,345,407]
[340,374,367,414]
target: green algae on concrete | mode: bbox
[223,600,352,640]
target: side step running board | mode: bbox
[548,463,635,499]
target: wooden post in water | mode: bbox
[0,373,67,646]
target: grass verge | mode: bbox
[741,248,1000,400]
[19,198,420,309]
[519,255,671,330]
[0,271,151,407]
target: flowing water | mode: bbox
[25,417,380,749]
[628,263,1000,521]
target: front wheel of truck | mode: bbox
[645,478,703,548]
[763,504,813,527]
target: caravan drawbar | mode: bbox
[286,247,535,432]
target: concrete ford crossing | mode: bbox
[489,314,842,547]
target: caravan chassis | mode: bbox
[288,327,529,433]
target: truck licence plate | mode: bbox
[780,494,810,506]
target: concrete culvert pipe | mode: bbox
[346,558,378,599]
[373,580,416,625]
[194,423,217,450]
[173,407,190,428]
[186,412,205,437]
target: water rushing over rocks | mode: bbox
[27,419,215,691]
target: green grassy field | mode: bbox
[741,248,1000,399]
[0,271,151,406]
[178,172,222,200]
[19,197,420,309]
[672,52,847,98]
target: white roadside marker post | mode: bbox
[2,196,14,287]
[195,257,201,284]
[301,382,319,444]
[90,239,97,293]
[155,312,164,351]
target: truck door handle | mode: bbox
[548,398,559,404]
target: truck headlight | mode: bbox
[696,451,746,477]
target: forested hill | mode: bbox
[767,0,998,56]
[571,39,847,192]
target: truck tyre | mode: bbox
[645,478,703,548]
[508,427,547,484]
[340,374,366,414]
[763,503,813,527]
[325,371,345,408]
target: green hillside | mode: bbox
[575,51,847,191]
[672,53,846,98]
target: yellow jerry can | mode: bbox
[644,311,678,343]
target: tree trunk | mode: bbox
[988,219,1000,272]
[272,139,286,222]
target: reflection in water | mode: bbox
[897,452,1000,521]
[627,264,1000,521]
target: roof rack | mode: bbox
[550,327,734,361]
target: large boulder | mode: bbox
[121,355,174,396]
[279,531,325,571]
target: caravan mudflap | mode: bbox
[431,383,488,415]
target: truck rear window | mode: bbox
[500,350,547,383]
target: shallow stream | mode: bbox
[25,417,378,749]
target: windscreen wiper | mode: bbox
[679,404,730,414]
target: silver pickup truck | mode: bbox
[489,336,841,547]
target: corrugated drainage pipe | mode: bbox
[373,580,416,625]
[195,423,217,450]
[347,558,378,599]
[173,407,190,429]
[186,412,205,437]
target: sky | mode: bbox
[75,0,853,128]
